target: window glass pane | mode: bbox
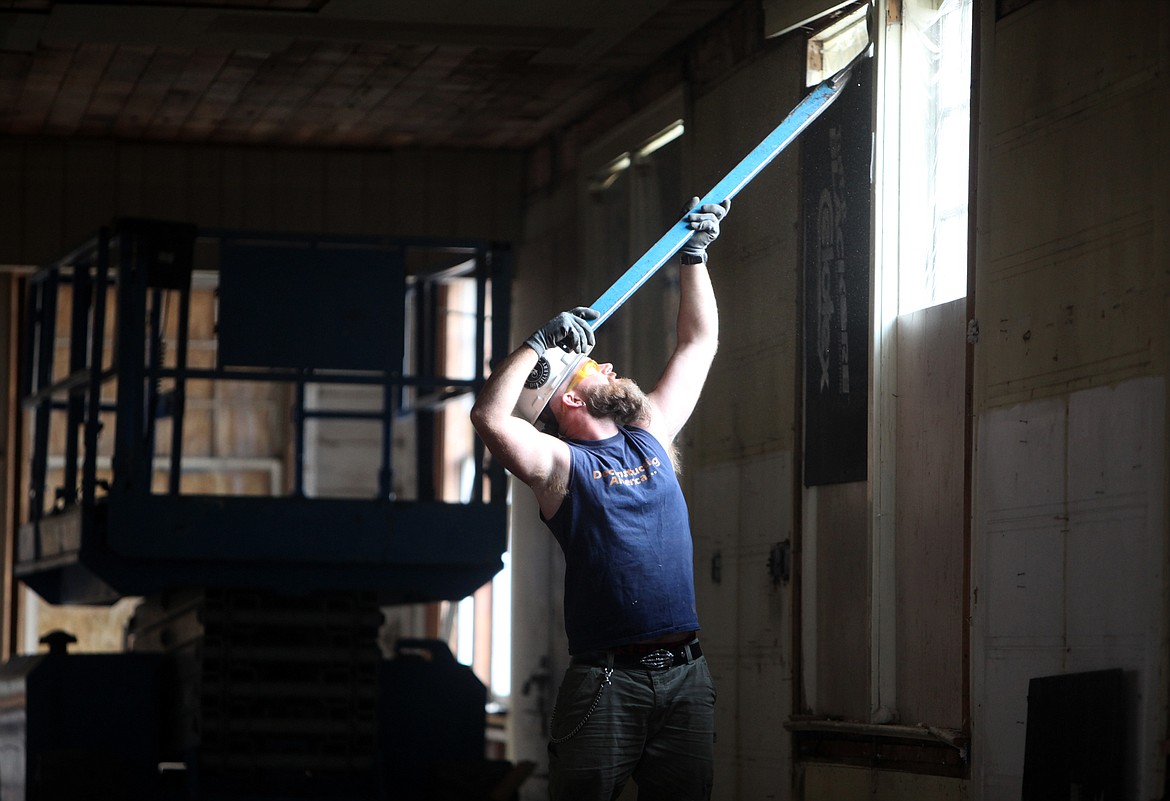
[898,0,973,314]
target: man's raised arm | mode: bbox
[646,198,729,443]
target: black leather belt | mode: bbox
[572,640,702,671]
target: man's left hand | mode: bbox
[680,197,731,264]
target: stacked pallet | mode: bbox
[129,587,384,796]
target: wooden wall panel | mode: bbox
[687,461,742,799]
[113,143,145,220]
[894,298,966,727]
[188,148,226,227]
[271,149,324,233]
[239,148,275,232]
[62,140,118,250]
[358,151,399,235]
[304,384,382,499]
[976,0,1169,407]
[20,144,65,264]
[163,407,213,458]
[217,147,248,228]
[322,151,364,236]
[382,150,430,235]
[0,276,13,658]
[812,480,869,720]
[140,142,193,224]
[34,596,140,654]
[0,148,25,264]
[187,290,217,341]
[988,0,1161,141]
[424,151,462,238]
[0,140,526,266]
[802,763,969,800]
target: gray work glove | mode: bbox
[524,307,600,357]
[679,197,731,264]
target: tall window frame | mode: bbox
[872,0,973,723]
[790,0,974,773]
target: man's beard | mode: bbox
[581,377,649,427]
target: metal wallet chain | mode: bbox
[548,666,613,744]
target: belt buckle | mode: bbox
[640,648,675,670]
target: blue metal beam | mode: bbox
[587,60,863,328]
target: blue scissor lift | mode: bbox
[18,218,509,605]
[6,218,515,799]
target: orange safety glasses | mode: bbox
[564,358,600,393]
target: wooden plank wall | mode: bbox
[0,139,526,267]
[894,298,966,727]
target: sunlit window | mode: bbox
[897,0,973,314]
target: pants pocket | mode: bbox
[549,665,606,742]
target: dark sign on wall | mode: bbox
[802,59,872,486]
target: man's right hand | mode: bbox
[524,307,600,357]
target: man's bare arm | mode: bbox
[646,199,728,443]
[471,344,559,467]
[471,308,597,516]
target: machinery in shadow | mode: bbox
[1,219,520,799]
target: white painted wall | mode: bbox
[970,0,1170,797]
[972,379,1166,798]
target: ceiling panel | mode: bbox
[0,0,740,149]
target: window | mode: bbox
[873,0,973,753]
[895,0,973,313]
[794,0,974,772]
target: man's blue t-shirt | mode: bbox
[541,425,700,654]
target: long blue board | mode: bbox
[587,61,861,328]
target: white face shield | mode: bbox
[513,348,595,431]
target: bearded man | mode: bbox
[470,197,729,801]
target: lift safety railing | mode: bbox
[18,219,511,603]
